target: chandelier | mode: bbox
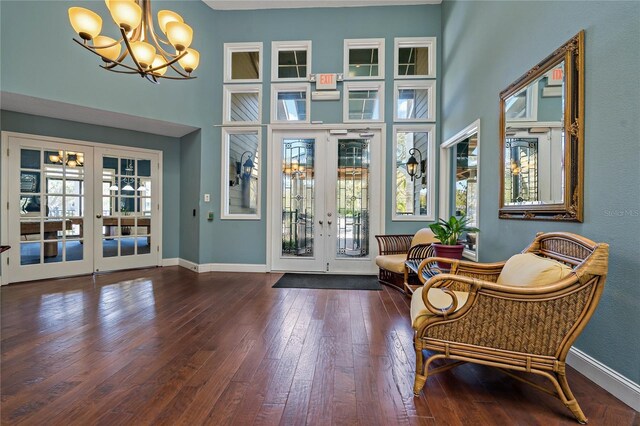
[49,151,84,168]
[68,0,200,83]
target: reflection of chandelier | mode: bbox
[109,159,145,191]
[68,0,200,83]
[49,151,84,168]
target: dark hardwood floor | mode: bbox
[1,267,637,425]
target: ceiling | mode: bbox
[204,0,440,10]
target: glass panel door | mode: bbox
[94,150,159,272]
[6,138,93,283]
[270,129,381,274]
[271,131,326,272]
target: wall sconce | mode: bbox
[406,147,426,183]
[235,151,255,185]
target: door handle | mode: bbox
[96,214,102,219]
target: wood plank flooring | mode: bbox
[1,267,637,425]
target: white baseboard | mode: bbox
[175,259,268,274]
[161,258,179,267]
[567,347,640,411]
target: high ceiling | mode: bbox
[204,0,440,11]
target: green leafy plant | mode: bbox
[429,215,480,246]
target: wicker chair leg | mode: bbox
[413,344,426,396]
[557,372,588,424]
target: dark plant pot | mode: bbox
[433,243,465,271]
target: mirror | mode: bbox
[499,31,584,221]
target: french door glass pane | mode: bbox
[19,148,86,265]
[281,139,315,257]
[336,139,370,258]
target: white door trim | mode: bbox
[266,124,385,273]
[0,131,163,285]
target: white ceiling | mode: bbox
[204,0,440,10]
[1,92,199,138]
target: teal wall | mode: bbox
[204,5,441,263]
[0,110,182,259]
[442,1,640,383]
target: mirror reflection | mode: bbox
[499,31,584,221]
[231,51,260,80]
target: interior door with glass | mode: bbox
[271,130,327,272]
[325,132,380,274]
[270,129,380,274]
[94,149,160,272]
[6,136,94,283]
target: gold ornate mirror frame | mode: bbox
[499,31,584,222]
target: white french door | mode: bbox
[1,133,161,284]
[270,128,382,274]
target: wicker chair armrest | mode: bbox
[406,243,435,262]
[416,257,506,284]
[375,234,413,255]
[419,273,487,316]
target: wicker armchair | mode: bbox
[375,229,436,294]
[411,232,609,424]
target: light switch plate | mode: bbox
[204,193,210,202]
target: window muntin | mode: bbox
[394,37,436,79]
[344,81,384,122]
[223,85,262,125]
[272,41,311,81]
[344,39,385,80]
[271,83,310,123]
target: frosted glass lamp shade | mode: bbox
[92,36,122,62]
[131,41,156,68]
[157,10,183,34]
[69,7,103,40]
[107,0,142,32]
[166,21,192,51]
[178,48,200,73]
[151,55,167,76]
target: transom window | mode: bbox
[343,81,384,122]
[271,83,310,123]
[224,42,263,83]
[394,37,436,79]
[272,41,311,81]
[344,38,385,80]
[394,80,436,122]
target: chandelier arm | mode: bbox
[99,66,142,74]
[143,1,174,53]
[166,61,192,78]
[119,27,147,75]
[73,38,138,73]
[153,74,197,80]
[148,51,187,74]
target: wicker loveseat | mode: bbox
[375,229,437,294]
[410,232,609,424]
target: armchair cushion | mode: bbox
[375,254,407,274]
[411,228,437,247]
[497,253,573,288]
[410,286,469,328]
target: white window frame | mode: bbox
[343,81,385,123]
[343,38,385,80]
[220,127,262,220]
[394,37,437,79]
[393,80,436,122]
[271,40,312,82]
[439,119,481,261]
[270,83,311,124]
[222,84,262,125]
[392,125,436,221]
[223,42,263,83]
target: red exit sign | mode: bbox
[316,73,337,90]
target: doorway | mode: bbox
[1,132,162,284]
[269,128,383,274]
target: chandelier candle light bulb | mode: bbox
[68,0,199,82]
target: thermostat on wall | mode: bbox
[312,91,340,101]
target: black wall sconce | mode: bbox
[235,151,255,185]
[406,147,426,184]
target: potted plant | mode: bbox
[429,215,479,270]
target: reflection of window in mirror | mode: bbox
[344,81,384,122]
[394,37,436,78]
[394,80,435,122]
[440,120,480,260]
[221,128,261,219]
[505,83,538,121]
[344,39,385,79]
[271,83,310,123]
[272,41,311,81]
[224,42,263,82]
[392,125,435,221]
[223,85,261,124]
